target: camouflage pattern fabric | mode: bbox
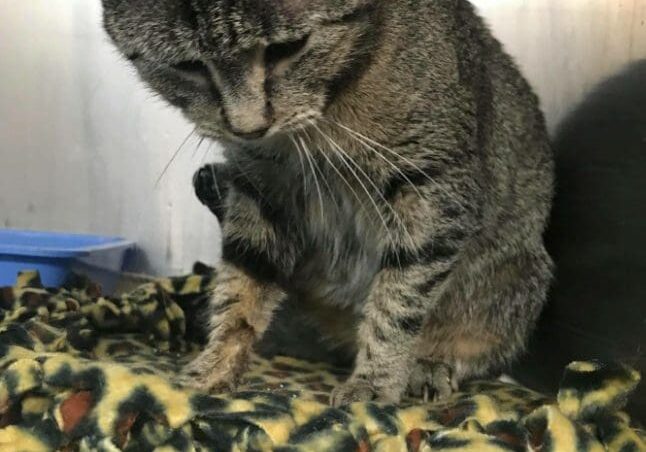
[0,266,643,451]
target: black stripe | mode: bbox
[421,237,461,261]
[324,7,380,105]
[223,0,237,48]
[417,270,451,295]
[179,0,199,30]
[381,236,460,269]
[222,238,284,285]
[371,323,388,342]
[380,249,409,268]
[396,314,424,334]
[210,296,240,316]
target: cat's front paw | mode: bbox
[178,357,240,394]
[330,378,377,407]
[177,334,253,393]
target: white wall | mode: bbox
[0,0,645,275]
[0,0,221,275]
[474,0,646,131]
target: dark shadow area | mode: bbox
[121,245,153,275]
[513,61,646,421]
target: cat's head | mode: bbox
[103,0,378,143]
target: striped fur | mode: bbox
[103,0,554,405]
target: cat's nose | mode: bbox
[222,102,273,140]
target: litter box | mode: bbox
[0,229,134,293]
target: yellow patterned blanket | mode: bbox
[0,267,643,451]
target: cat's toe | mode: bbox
[408,359,457,402]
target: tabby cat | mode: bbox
[102,0,554,405]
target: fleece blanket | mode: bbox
[0,265,643,451]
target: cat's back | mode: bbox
[392,0,547,134]
[409,0,554,228]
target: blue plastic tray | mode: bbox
[0,229,134,291]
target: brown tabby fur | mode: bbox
[103,0,554,405]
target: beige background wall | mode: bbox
[475,0,646,131]
[0,0,644,274]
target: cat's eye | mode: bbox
[172,59,209,75]
[265,35,310,68]
[170,59,212,87]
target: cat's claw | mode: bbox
[408,360,458,402]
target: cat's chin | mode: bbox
[196,126,310,151]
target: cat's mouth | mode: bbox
[267,110,322,138]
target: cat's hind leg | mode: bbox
[409,244,553,401]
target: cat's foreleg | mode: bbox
[330,261,454,406]
[182,262,287,392]
[181,188,295,392]
[330,172,476,406]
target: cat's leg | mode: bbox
[330,171,478,406]
[182,262,287,392]
[182,188,296,392]
[407,244,553,400]
[330,260,458,406]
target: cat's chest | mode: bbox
[248,157,382,308]
[290,173,383,309]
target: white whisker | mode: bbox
[207,145,222,200]
[308,121,400,258]
[290,133,309,196]
[312,123,418,252]
[192,136,206,159]
[327,119,466,211]
[295,133,326,218]
[156,127,196,187]
[300,131,335,200]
